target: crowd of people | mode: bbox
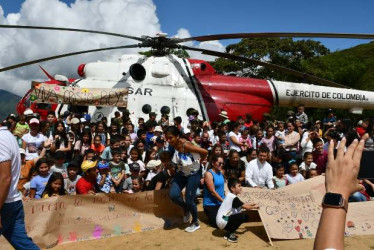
[3,104,374,243]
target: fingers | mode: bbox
[352,138,366,167]
[327,139,335,163]
[336,137,346,159]
[356,183,365,192]
[344,138,358,160]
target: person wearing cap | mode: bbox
[219,110,230,124]
[145,159,162,188]
[146,154,175,191]
[323,109,336,130]
[122,162,141,192]
[97,161,115,193]
[0,117,40,249]
[146,112,158,128]
[22,118,47,161]
[76,160,98,195]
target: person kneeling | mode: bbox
[216,178,258,243]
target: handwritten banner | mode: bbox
[0,190,182,249]
[239,176,374,239]
[30,82,128,107]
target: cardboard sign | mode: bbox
[0,190,182,249]
[30,82,128,107]
[239,176,374,239]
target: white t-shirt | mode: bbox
[22,132,47,160]
[227,131,241,152]
[285,173,305,184]
[0,127,22,203]
[216,192,242,230]
[299,162,317,172]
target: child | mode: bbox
[299,152,317,178]
[285,163,305,184]
[272,165,287,188]
[123,162,141,192]
[97,161,115,193]
[239,129,252,152]
[129,176,144,193]
[307,169,319,179]
[64,161,82,195]
[14,114,29,136]
[145,159,162,187]
[84,149,96,161]
[275,121,285,148]
[101,135,122,161]
[311,138,328,174]
[216,178,258,243]
[42,172,67,198]
[91,135,106,156]
[109,149,126,193]
[127,147,146,176]
[30,159,52,199]
[50,151,68,179]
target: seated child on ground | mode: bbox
[216,178,258,243]
[307,169,319,179]
[272,165,287,189]
[299,152,317,178]
[64,161,81,195]
[42,172,67,198]
[285,163,304,184]
[97,161,115,193]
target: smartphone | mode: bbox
[358,150,374,179]
[333,149,374,179]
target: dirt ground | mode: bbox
[53,208,374,250]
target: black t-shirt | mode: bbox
[232,197,244,209]
[223,159,246,179]
[146,169,170,191]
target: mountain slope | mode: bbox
[0,90,21,120]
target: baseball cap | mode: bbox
[129,162,140,172]
[23,108,33,116]
[29,118,39,125]
[154,126,163,132]
[146,160,161,170]
[81,160,97,173]
[97,161,109,170]
[71,118,80,125]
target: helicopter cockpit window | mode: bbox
[200,63,207,71]
[142,104,152,114]
[35,103,52,110]
[68,105,89,114]
[129,63,146,81]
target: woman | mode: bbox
[284,121,300,167]
[203,155,225,228]
[165,126,208,233]
[300,126,320,157]
[227,122,245,152]
[222,149,246,185]
[50,121,72,154]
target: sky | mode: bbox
[0,0,373,96]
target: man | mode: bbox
[76,160,98,194]
[245,147,274,189]
[146,112,158,127]
[0,123,39,249]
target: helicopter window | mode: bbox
[68,105,89,114]
[129,63,146,81]
[35,103,52,110]
[142,104,152,114]
[160,106,170,115]
[200,63,207,71]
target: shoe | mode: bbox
[227,233,238,243]
[185,222,200,233]
[223,231,230,240]
[183,211,191,223]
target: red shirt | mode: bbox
[76,177,96,194]
[357,127,366,137]
[312,150,328,174]
[91,144,105,155]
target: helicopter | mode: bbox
[1,24,374,124]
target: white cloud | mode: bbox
[0,0,161,96]
[0,0,226,98]
[175,28,225,61]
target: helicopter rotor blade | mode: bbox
[0,44,140,73]
[177,32,374,43]
[181,45,348,89]
[0,24,145,42]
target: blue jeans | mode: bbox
[349,192,367,202]
[170,172,201,223]
[0,200,39,249]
